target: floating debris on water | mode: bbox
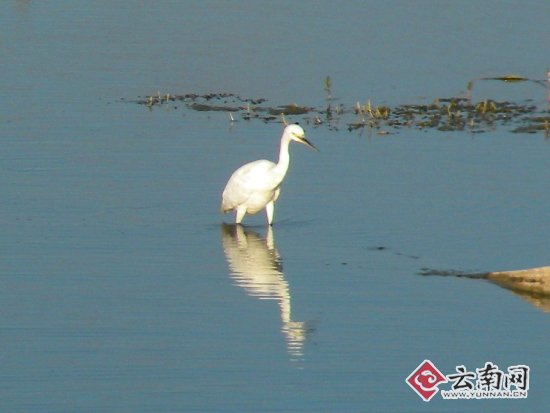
[128,76,550,135]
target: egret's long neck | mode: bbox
[274,134,292,178]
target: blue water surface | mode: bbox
[2,1,550,412]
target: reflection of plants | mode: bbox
[466,74,550,106]
[324,75,332,101]
[131,74,550,136]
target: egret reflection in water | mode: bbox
[220,223,309,358]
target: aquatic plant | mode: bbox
[128,74,550,136]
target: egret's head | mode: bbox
[284,124,318,151]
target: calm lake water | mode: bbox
[2,1,550,412]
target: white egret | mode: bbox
[221,124,317,225]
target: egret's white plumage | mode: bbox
[221,124,317,225]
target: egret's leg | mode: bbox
[235,206,246,224]
[265,201,275,226]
